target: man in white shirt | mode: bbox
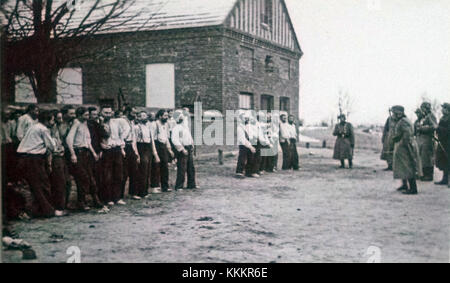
[172,111,197,190]
[279,114,299,170]
[147,112,161,192]
[121,107,140,201]
[98,107,127,206]
[16,104,39,141]
[235,112,258,178]
[66,107,101,211]
[154,109,175,192]
[133,111,160,199]
[16,110,56,218]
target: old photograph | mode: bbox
[0,0,449,265]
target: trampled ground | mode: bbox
[2,147,450,263]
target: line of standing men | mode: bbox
[1,105,197,220]
[235,111,300,178]
[380,102,450,195]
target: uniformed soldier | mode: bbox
[333,114,355,169]
[381,110,397,171]
[414,103,438,181]
[391,106,422,195]
[435,103,450,186]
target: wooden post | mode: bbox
[323,140,327,148]
[218,149,224,165]
[306,142,310,149]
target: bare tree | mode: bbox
[337,88,354,119]
[1,0,164,103]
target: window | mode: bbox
[15,68,83,104]
[261,95,274,111]
[240,46,254,72]
[280,97,290,113]
[146,64,175,109]
[280,58,291,80]
[261,0,273,28]
[15,75,37,103]
[57,68,83,104]
[265,56,275,73]
[239,93,254,110]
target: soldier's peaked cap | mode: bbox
[391,105,405,112]
[442,103,450,110]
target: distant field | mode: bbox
[300,128,383,152]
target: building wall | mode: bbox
[222,29,300,117]
[68,27,225,111]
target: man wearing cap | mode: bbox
[414,103,438,181]
[333,114,355,169]
[172,111,198,190]
[391,106,422,195]
[381,110,398,171]
[435,103,450,186]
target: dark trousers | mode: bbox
[2,143,17,184]
[99,147,123,203]
[175,146,196,189]
[135,143,152,197]
[71,148,99,207]
[122,143,138,199]
[50,155,70,211]
[281,140,299,170]
[155,141,170,190]
[150,155,161,188]
[236,145,255,175]
[18,155,55,218]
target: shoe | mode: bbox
[402,190,418,195]
[235,173,245,179]
[107,202,115,206]
[187,186,200,190]
[98,206,110,214]
[54,210,68,217]
[176,188,184,192]
[144,194,152,199]
[130,195,142,200]
[251,174,260,178]
[18,212,31,221]
[152,187,162,194]
[396,186,408,192]
[383,167,393,171]
[116,199,126,205]
[82,206,91,212]
[165,188,173,192]
[435,180,449,186]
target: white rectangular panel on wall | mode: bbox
[146,64,175,109]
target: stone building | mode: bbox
[3,0,303,116]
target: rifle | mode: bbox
[433,136,448,159]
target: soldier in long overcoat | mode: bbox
[391,106,422,195]
[435,103,450,186]
[414,103,438,181]
[381,112,397,171]
[333,115,355,169]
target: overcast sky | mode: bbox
[284,0,450,125]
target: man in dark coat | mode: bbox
[381,111,397,171]
[435,103,450,186]
[333,115,355,169]
[391,106,422,195]
[414,103,438,181]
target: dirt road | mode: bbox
[3,148,450,263]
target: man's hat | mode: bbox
[415,108,423,114]
[442,103,450,110]
[421,102,432,110]
[391,105,405,113]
